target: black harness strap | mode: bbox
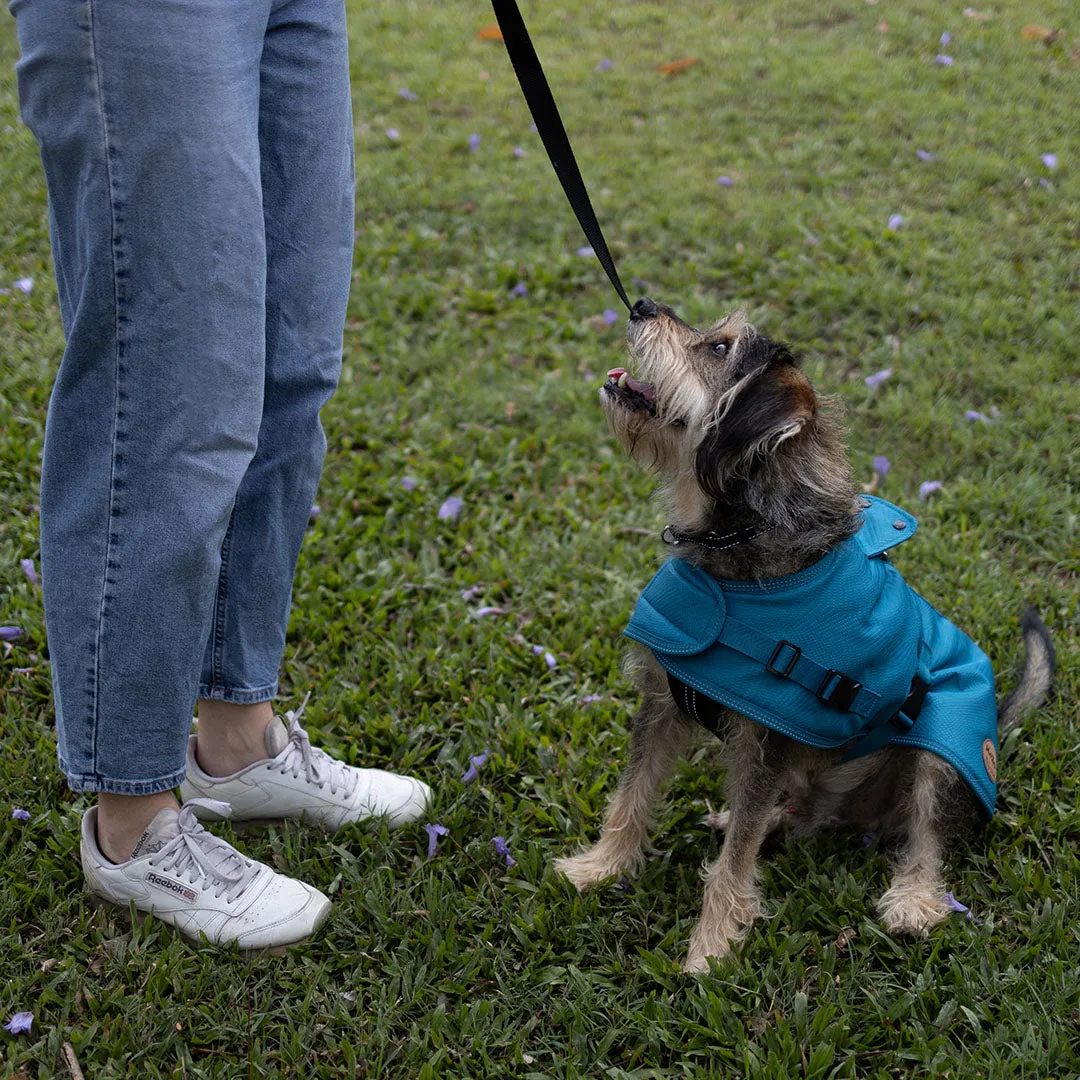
[491,0,632,311]
[667,672,930,753]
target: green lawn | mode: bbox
[1,1,1078,1077]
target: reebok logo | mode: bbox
[146,871,198,903]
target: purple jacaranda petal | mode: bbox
[492,836,517,867]
[385,128,400,141]
[864,368,893,389]
[309,504,320,520]
[887,213,904,230]
[1040,178,1052,189]
[872,455,891,476]
[401,476,418,491]
[12,808,30,822]
[512,147,526,158]
[0,288,9,296]
[398,87,418,101]
[461,751,489,783]
[965,410,989,423]
[12,278,32,294]
[20,558,37,585]
[511,281,528,297]
[531,644,558,669]
[460,585,481,601]
[473,606,506,618]
[935,54,955,66]
[990,405,1001,418]
[596,58,613,71]
[438,496,463,521]
[943,891,973,918]
[581,694,603,704]
[0,627,24,641]
[940,31,952,45]
[919,480,942,501]
[916,149,936,161]
[1041,153,1058,170]
[467,133,481,151]
[717,175,735,187]
[425,823,449,858]
[631,278,650,291]
[602,309,619,326]
[4,1011,32,1035]
[529,123,538,133]
[576,246,595,257]
[861,832,876,847]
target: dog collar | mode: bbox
[661,522,775,552]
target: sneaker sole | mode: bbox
[86,891,329,956]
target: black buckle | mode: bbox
[766,640,801,678]
[816,669,863,711]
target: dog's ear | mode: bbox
[695,342,817,500]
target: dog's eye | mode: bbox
[710,342,727,358]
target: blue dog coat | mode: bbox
[625,497,999,817]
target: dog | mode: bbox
[555,297,1055,973]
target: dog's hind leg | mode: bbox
[876,751,953,935]
[684,723,787,972]
[556,697,693,891]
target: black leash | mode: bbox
[491,0,632,311]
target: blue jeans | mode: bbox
[12,0,354,794]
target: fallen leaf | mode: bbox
[505,401,516,421]
[658,57,699,76]
[963,8,990,22]
[876,20,889,32]
[1021,25,1054,41]
[477,24,503,42]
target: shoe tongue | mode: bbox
[265,716,290,758]
[130,807,181,859]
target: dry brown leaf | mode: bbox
[476,24,503,42]
[876,20,889,32]
[1021,25,1054,41]
[658,57,699,76]
[963,8,991,22]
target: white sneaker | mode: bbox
[179,697,432,831]
[81,799,331,950]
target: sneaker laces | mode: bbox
[274,694,358,798]
[148,800,260,904]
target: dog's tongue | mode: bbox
[627,377,655,400]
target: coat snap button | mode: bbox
[893,520,907,530]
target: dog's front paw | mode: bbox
[554,845,641,892]
[877,884,950,936]
[682,931,736,974]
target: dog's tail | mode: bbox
[998,607,1056,732]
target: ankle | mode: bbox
[96,791,180,863]
[195,699,276,777]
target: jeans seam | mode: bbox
[208,511,235,691]
[85,0,126,782]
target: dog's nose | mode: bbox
[630,297,658,320]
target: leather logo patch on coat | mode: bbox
[982,739,997,781]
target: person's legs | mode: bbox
[13,0,268,834]
[194,0,354,773]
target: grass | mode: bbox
[1,0,1078,1076]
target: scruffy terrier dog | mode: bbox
[556,298,1055,973]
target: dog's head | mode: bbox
[602,298,857,553]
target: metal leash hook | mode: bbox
[491,0,633,311]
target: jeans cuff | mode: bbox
[59,760,187,796]
[195,680,278,705]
